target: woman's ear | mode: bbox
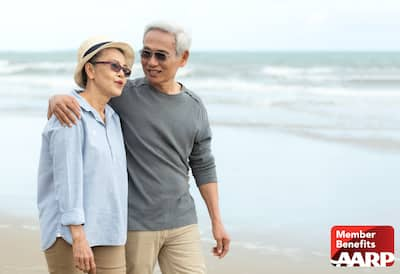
[85,62,95,81]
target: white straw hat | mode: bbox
[74,36,134,88]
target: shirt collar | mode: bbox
[71,90,116,124]
[141,77,187,95]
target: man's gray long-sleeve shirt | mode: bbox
[110,77,217,230]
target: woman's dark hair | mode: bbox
[81,52,100,87]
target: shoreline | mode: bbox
[2,215,400,273]
[0,214,338,274]
[1,113,399,153]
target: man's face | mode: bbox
[141,29,188,91]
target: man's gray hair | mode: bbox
[144,21,192,56]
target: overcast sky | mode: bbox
[1,0,399,51]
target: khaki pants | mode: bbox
[126,224,206,274]
[44,238,126,274]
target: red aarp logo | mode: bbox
[331,225,394,267]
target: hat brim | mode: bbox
[74,41,135,88]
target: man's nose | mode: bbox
[148,54,159,65]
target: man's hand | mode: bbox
[48,95,81,127]
[199,182,231,258]
[212,221,230,258]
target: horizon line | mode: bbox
[1,49,400,53]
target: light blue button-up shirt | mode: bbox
[37,90,128,251]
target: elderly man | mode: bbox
[49,21,230,274]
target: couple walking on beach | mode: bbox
[37,21,230,274]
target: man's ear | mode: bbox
[179,50,189,67]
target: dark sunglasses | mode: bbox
[140,49,170,62]
[91,61,131,77]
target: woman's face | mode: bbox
[88,48,129,98]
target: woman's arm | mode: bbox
[49,121,96,273]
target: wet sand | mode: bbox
[2,215,400,274]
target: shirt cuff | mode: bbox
[195,174,218,187]
[61,209,85,225]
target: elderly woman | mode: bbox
[37,37,134,274]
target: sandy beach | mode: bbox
[2,215,400,274]
[1,113,400,273]
[0,215,302,274]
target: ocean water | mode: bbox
[1,51,400,254]
[1,51,400,139]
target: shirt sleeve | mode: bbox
[189,105,218,186]
[49,121,85,226]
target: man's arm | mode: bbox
[189,102,230,257]
[48,95,81,126]
[199,182,230,258]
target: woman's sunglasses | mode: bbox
[140,49,170,62]
[91,61,131,77]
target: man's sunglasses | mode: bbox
[91,61,131,77]
[140,49,170,62]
